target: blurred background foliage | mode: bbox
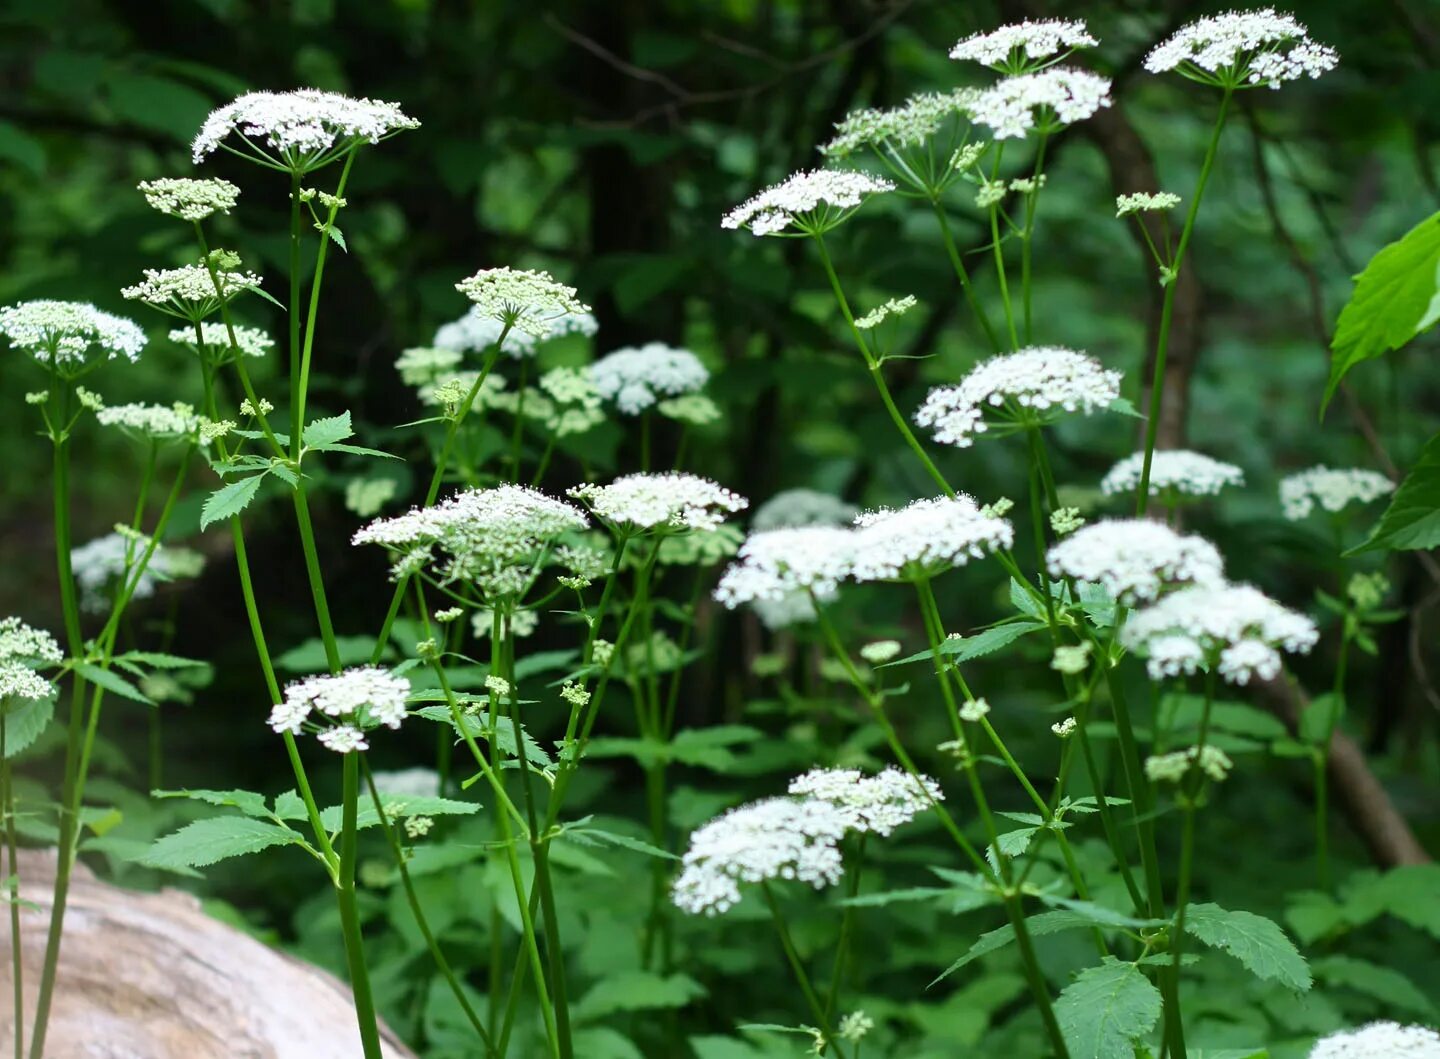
[1,1,1439,1055]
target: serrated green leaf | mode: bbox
[1055,958,1162,1059]
[933,908,1164,984]
[199,473,265,530]
[880,621,1043,669]
[562,825,679,861]
[3,691,54,758]
[1325,211,1440,410]
[306,442,399,460]
[1353,432,1440,552]
[112,651,209,671]
[1312,954,1436,1017]
[76,663,153,706]
[1183,902,1311,991]
[152,788,271,818]
[324,225,348,253]
[143,816,302,870]
[413,704,553,769]
[301,411,354,449]
[1370,863,1440,938]
[318,793,481,833]
[573,971,705,1021]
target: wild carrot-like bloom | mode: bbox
[821,92,980,159]
[1145,745,1234,784]
[192,89,419,170]
[722,169,894,236]
[850,495,1013,581]
[96,402,202,441]
[454,267,591,341]
[1121,583,1318,683]
[672,797,849,916]
[1116,191,1181,217]
[538,367,607,437]
[855,296,918,331]
[122,262,263,320]
[1048,521,1226,605]
[1308,1021,1440,1058]
[1279,466,1393,520]
[788,767,941,836]
[568,474,747,534]
[589,343,709,415]
[0,618,62,668]
[714,526,856,608]
[269,666,410,747]
[1144,9,1338,89]
[1101,450,1245,499]
[950,19,1097,70]
[138,177,240,221]
[752,489,859,532]
[0,300,146,371]
[354,484,589,594]
[916,346,1122,448]
[169,322,273,361]
[967,67,1112,139]
[433,310,537,358]
[71,531,204,613]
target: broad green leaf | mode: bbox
[1055,958,1162,1059]
[200,473,265,530]
[573,971,704,1020]
[1312,954,1436,1017]
[76,663,153,706]
[307,442,399,460]
[143,816,303,870]
[1354,432,1440,552]
[112,651,208,670]
[933,908,1163,984]
[561,824,679,861]
[1183,902,1311,991]
[318,793,481,832]
[152,788,270,818]
[275,635,385,673]
[879,621,1043,669]
[106,72,212,141]
[1325,211,1440,410]
[1370,863,1440,939]
[301,411,354,449]
[3,691,54,758]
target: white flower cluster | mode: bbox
[1144,744,1234,784]
[268,666,411,753]
[714,526,856,608]
[137,177,240,221]
[395,346,463,387]
[1121,583,1318,684]
[850,495,1014,581]
[1279,466,1394,520]
[722,169,894,236]
[433,309,537,358]
[821,91,978,159]
[122,263,262,315]
[752,489,859,532]
[1116,191,1182,217]
[855,295,917,330]
[569,474,747,533]
[0,300,146,367]
[71,531,201,613]
[0,617,62,703]
[672,797,848,916]
[192,89,419,167]
[168,322,273,360]
[1047,520,1226,605]
[949,19,1097,69]
[1308,1021,1440,1059]
[1144,9,1338,88]
[589,343,709,414]
[967,67,1112,140]
[453,267,591,340]
[915,346,1122,448]
[788,767,942,836]
[1101,450,1245,499]
[96,402,202,440]
[354,484,589,594]
[538,367,606,436]
[370,766,442,799]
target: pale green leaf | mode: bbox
[199,473,265,530]
[1183,902,1311,991]
[301,411,354,449]
[573,971,705,1021]
[1055,958,1162,1059]
[143,816,302,870]
[152,788,271,818]
[1355,432,1440,552]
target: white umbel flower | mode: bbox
[0,662,53,703]
[1308,1021,1440,1059]
[1101,450,1245,499]
[1121,583,1318,683]
[1279,466,1393,520]
[589,343,708,415]
[371,766,442,799]
[270,666,411,749]
[1047,520,1226,605]
[433,308,536,359]
[0,618,62,668]
[1145,9,1338,89]
[821,92,979,159]
[169,322,273,360]
[96,402,202,440]
[122,263,262,318]
[672,797,849,916]
[722,169,894,236]
[752,489,859,532]
[967,67,1112,140]
[138,177,240,221]
[714,526,855,608]
[71,531,200,613]
[192,89,419,169]
[949,20,1098,70]
[0,300,146,369]
[1116,191,1181,217]
[850,495,1014,581]
[916,346,1122,448]
[568,473,747,533]
[789,767,942,836]
[454,267,591,341]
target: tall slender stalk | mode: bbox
[3,713,22,1059]
[337,755,384,1059]
[760,884,853,1059]
[931,201,1001,353]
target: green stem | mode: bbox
[812,235,954,497]
[510,359,529,482]
[931,200,1001,353]
[3,717,22,1059]
[337,754,385,1059]
[987,147,1019,351]
[1019,133,1049,344]
[760,884,852,1059]
[824,836,866,1022]
[1136,89,1232,516]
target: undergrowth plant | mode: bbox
[1,9,1438,1059]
